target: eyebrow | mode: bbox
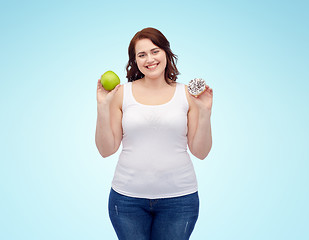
[137,48,160,55]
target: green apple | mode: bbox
[100,70,120,91]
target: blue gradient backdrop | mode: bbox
[1,0,308,239]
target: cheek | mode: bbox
[136,57,144,66]
[160,53,167,65]
[161,56,167,68]
[136,60,145,72]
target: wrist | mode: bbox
[97,102,110,113]
[199,108,212,118]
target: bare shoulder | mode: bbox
[112,84,124,112]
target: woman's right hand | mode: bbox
[97,79,121,105]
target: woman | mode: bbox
[95,27,213,240]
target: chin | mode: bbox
[144,69,165,79]
[146,74,164,80]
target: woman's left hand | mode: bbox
[190,85,213,112]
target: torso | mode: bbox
[116,80,193,111]
[132,80,177,105]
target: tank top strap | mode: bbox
[122,82,135,111]
[122,81,189,110]
[173,82,189,110]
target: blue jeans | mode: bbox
[108,188,199,240]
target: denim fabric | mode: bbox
[108,188,199,240]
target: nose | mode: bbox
[146,54,155,63]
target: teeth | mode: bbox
[147,64,157,69]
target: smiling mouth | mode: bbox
[146,63,159,69]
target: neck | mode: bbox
[141,76,172,89]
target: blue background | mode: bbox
[1,0,308,239]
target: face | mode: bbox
[135,38,167,80]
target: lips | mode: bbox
[146,63,159,70]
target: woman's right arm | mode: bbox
[95,79,122,158]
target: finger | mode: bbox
[97,80,104,89]
[190,93,198,98]
[110,84,121,94]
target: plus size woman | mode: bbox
[95,27,213,240]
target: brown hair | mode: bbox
[126,27,180,84]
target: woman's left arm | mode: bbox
[186,85,213,160]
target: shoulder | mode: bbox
[112,84,124,111]
[183,84,196,112]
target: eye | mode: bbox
[153,50,159,54]
[138,54,145,58]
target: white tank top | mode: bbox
[111,81,198,199]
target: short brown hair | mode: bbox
[126,27,180,84]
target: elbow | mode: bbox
[194,144,212,160]
[196,153,208,160]
[99,149,114,158]
[197,155,206,160]
[99,149,110,158]
[99,147,116,158]
[101,153,112,158]
[95,141,114,159]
